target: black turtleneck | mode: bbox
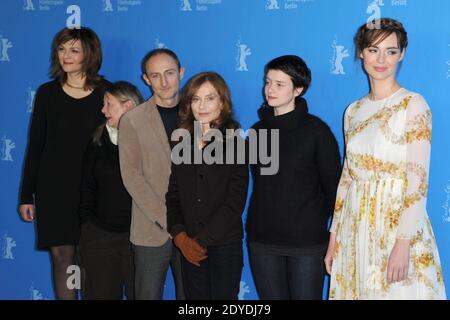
[246,98,341,252]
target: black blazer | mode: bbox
[166,136,249,247]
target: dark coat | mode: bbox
[166,133,249,247]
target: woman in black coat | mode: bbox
[78,81,143,299]
[19,27,109,300]
[246,55,342,300]
[166,72,249,300]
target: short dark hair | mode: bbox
[264,55,311,96]
[141,48,181,75]
[355,18,408,55]
[50,27,103,89]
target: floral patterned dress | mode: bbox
[329,88,446,300]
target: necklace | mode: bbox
[65,82,85,90]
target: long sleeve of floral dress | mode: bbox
[396,94,432,239]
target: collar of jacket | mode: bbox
[145,95,174,161]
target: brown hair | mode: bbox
[178,72,239,135]
[355,18,408,56]
[49,27,103,89]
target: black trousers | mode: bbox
[181,241,243,300]
[78,220,134,300]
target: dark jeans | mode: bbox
[181,241,243,300]
[248,242,325,300]
[78,220,134,300]
[133,239,185,300]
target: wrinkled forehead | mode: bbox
[145,53,179,73]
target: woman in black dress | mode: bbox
[166,72,249,299]
[19,27,109,300]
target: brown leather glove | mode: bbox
[174,232,207,267]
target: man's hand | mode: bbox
[174,232,207,267]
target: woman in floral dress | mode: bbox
[324,18,446,300]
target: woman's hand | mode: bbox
[174,232,207,267]
[19,204,35,222]
[324,232,336,275]
[387,239,410,284]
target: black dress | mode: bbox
[20,80,109,249]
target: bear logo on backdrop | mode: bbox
[238,281,250,300]
[330,38,349,75]
[0,36,13,62]
[266,0,280,10]
[1,135,15,162]
[2,233,16,260]
[23,0,64,11]
[29,284,50,300]
[266,0,316,11]
[447,61,450,79]
[236,40,251,72]
[23,0,35,11]
[102,0,142,13]
[155,36,166,49]
[180,0,192,11]
[103,0,114,12]
[443,181,450,223]
[180,0,222,12]
[446,44,450,79]
[26,86,36,114]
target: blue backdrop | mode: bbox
[1,0,449,300]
